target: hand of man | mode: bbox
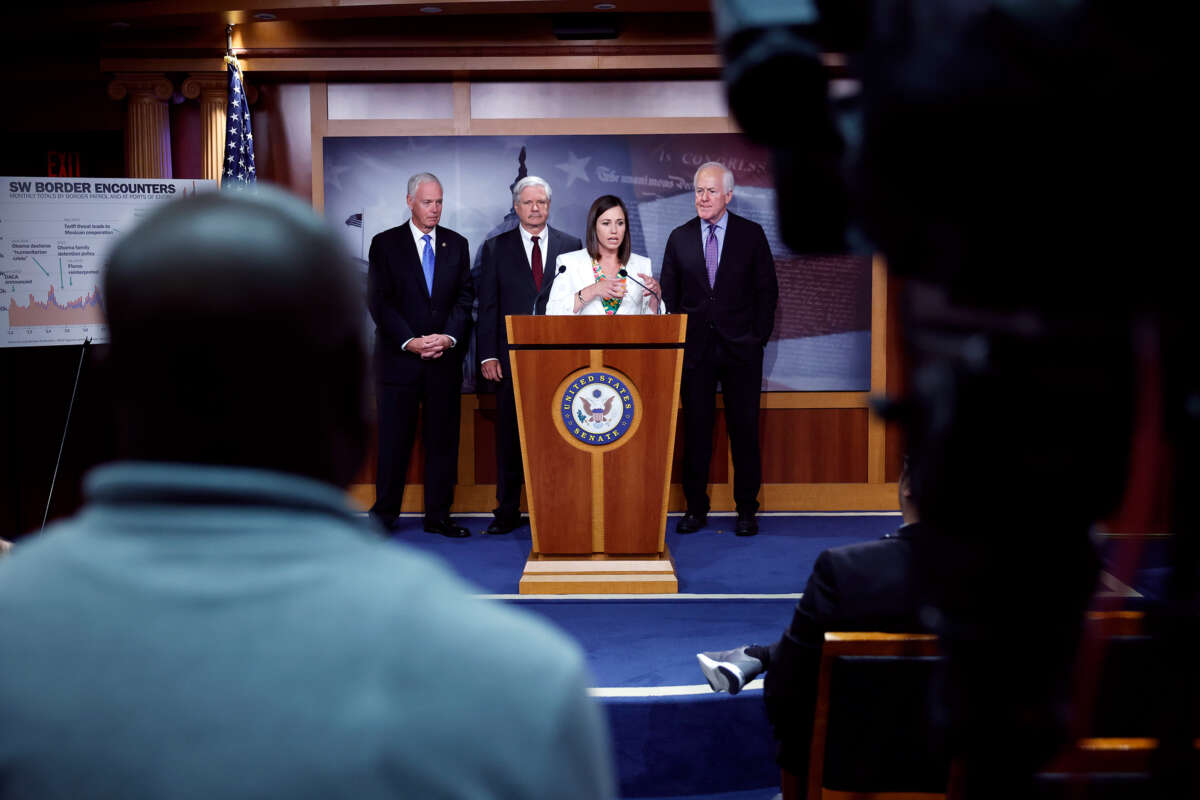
[421,334,452,359]
[480,360,504,382]
[405,335,448,359]
[404,336,429,356]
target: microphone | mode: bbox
[532,264,567,315]
[618,268,664,313]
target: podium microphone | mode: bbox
[532,264,567,315]
[617,268,664,312]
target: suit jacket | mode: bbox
[0,462,615,800]
[545,250,666,316]
[476,225,581,368]
[367,222,473,383]
[764,522,928,773]
[659,212,778,367]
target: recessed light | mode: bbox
[420,5,443,12]
[109,21,131,30]
[253,12,277,21]
[594,3,616,8]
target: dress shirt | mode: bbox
[518,224,546,272]
[409,219,436,253]
[698,210,728,266]
[402,219,455,350]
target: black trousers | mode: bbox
[679,344,764,516]
[493,373,524,521]
[373,362,461,521]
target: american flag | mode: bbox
[222,55,256,188]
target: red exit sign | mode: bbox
[47,150,82,178]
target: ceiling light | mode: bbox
[253,12,277,21]
[594,3,616,8]
[420,6,443,11]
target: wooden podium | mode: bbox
[507,314,686,594]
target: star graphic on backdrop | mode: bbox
[555,151,591,187]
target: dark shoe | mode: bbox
[697,646,764,695]
[424,518,470,538]
[734,515,759,536]
[676,512,707,534]
[484,516,521,535]
[369,511,400,531]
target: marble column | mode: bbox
[181,73,230,182]
[107,73,174,179]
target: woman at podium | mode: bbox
[546,195,665,316]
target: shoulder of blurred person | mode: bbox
[0,469,613,799]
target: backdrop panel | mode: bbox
[322,134,870,392]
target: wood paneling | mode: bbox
[761,409,869,484]
[867,255,887,483]
[472,395,498,485]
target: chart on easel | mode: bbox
[1,177,216,348]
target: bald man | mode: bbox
[0,186,614,800]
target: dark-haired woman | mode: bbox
[545,194,664,316]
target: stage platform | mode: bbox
[380,512,902,798]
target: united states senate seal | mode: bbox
[560,371,636,446]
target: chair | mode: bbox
[1026,611,1198,799]
[785,632,948,800]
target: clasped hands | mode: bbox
[406,333,453,359]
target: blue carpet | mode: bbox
[378,514,903,798]
[381,513,901,595]
[511,599,794,687]
[507,600,796,796]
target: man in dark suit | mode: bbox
[697,460,929,777]
[476,176,582,534]
[660,161,778,536]
[368,172,473,538]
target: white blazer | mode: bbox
[545,250,667,316]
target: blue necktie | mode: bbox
[421,234,435,294]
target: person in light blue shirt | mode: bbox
[0,186,614,800]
